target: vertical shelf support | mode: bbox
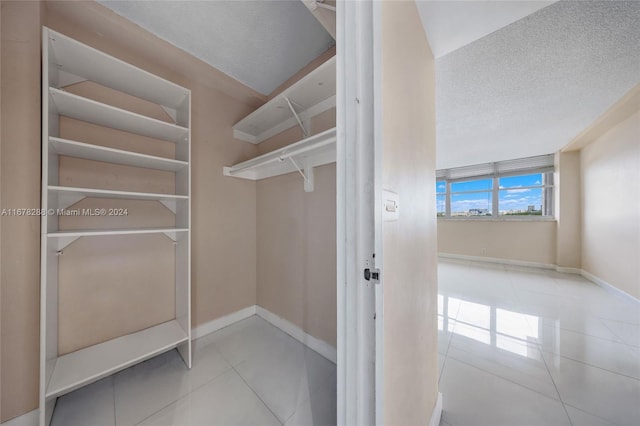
[303,158,315,193]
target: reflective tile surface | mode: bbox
[438,260,640,426]
[51,316,336,426]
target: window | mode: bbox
[450,178,493,217]
[436,154,554,219]
[498,173,553,216]
[436,181,446,217]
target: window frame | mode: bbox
[436,164,555,221]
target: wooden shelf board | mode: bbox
[49,88,188,143]
[50,137,188,171]
[47,28,188,109]
[48,185,188,202]
[224,128,336,180]
[45,320,188,399]
[233,57,336,144]
[48,228,189,238]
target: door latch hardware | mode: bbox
[364,268,380,282]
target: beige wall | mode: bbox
[438,220,558,266]
[381,1,439,423]
[256,109,337,347]
[256,164,337,346]
[436,154,584,268]
[45,1,261,327]
[555,151,582,268]
[1,1,262,420]
[1,1,43,421]
[580,110,640,299]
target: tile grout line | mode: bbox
[537,346,574,426]
[211,318,333,426]
[540,350,640,382]
[563,403,624,426]
[598,317,640,348]
[200,322,287,424]
[112,376,117,426]
[439,296,462,384]
[231,362,284,426]
[131,366,235,426]
[508,266,574,426]
[130,346,234,426]
[441,261,638,425]
[509,267,639,379]
[445,345,565,404]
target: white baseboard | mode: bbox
[191,305,337,364]
[439,253,639,304]
[580,269,639,304]
[1,409,38,426]
[192,305,256,339]
[256,306,337,364]
[429,392,443,426]
[439,253,556,270]
[555,266,582,274]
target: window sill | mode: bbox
[437,217,557,222]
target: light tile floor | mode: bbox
[41,260,640,426]
[51,316,336,426]
[438,260,640,426]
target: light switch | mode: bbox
[383,190,399,221]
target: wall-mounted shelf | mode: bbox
[45,320,188,399]
[233,56,336,144]
[47,227,189,251]
[48,227,188,238]
[41,28,191,426]
[48,185,187,208]
[50,137,188,171]
[224,127,336,192]
[47,185,188,215]
[49,88,189,143]
[47,29,189,111]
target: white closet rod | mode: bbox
[225,128,336,175]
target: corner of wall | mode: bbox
[555,150,582,269]
[0,0,43,421]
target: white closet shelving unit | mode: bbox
[40,28,191,426]
[228,57,336,192]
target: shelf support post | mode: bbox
[303,158,314,192]
[284,96,308,138]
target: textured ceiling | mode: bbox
[436,1,640,169]
[417,0,555,58]
[99,0,335,95]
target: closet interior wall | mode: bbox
[2,1,262,420]
[2,1,337,421]
[256,107,338,347]
[52,81,181,354]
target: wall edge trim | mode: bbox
[191,305,337,364]
[580,269,639,304]
[438,253,639,304]
[429,392,443,426]
[255,306,337,364]
[191,305,256,339]
[438,253,556,270]
[555,266,582,274]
